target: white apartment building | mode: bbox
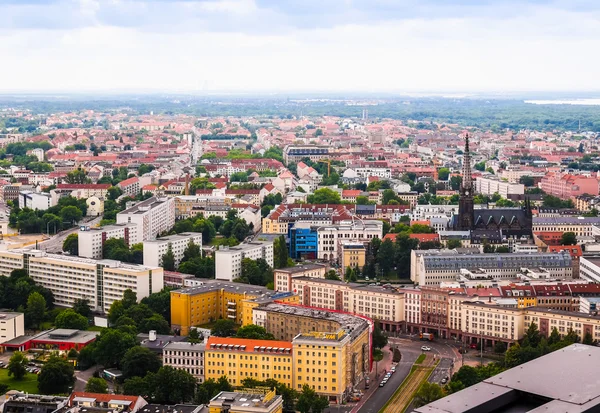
[78,223,140,259]
[143,232,203,268]
[19,191,51,211]
[347,168,392,179]
[117,196,176,241]
[215,241,274,281]
[412,205,459,221]
[0,249,163,312]
[0,312,24,344]
[117,177,140,197]
[273,264,327,292]
[163,341,206,382]
[579,257,600,283]
[475,176,525,198]
[289,277,404,329]
[313,220,383,261]
[462,302,525,342]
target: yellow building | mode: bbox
[340,242,366,270]
[205,337,293,388]
[261,217,288,234]
[209,389,282,413]
[293,331,352,403]
[240,293,300,327]
[171,281,298,335]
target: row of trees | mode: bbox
[9,196,87,234]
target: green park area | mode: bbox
[0,368,39,393]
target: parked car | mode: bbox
[390,366,396,373]
[421,345,431,351]
[441,376,448,384]
[470,343,478,349]
[379,381,386,387]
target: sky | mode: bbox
[1,0,599,93]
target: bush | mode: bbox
[392,347,402,363]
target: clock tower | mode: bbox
[457,134,474,230]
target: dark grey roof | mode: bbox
[415,344,600,413]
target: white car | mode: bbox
[421,345,431,351]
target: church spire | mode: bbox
[461,134,473,192]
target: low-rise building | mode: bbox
[475,175,525,198]
[163,341,206,382]
[19,191,51,210]
[0,311,24,344]
[209,390,283,413]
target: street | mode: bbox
[26,216,102,253]
[356,336,464,413]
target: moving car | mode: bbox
[421,345,431,351]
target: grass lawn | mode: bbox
[88,325,105,332]
[415,354,426,364]
[0,368,39,393]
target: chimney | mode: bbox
[184,173,190,196]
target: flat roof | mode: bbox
[416,344,600,413]
[274,264,326,274]
[173,280,269,296]
[144,232,202,244]
[33,329,99,344]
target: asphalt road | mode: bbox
[357,337,463,413]
[28,216,102,253]
[356,348,419,413]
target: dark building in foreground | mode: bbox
[414,344,600,413]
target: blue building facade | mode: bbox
[289,226,318,260]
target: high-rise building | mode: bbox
[116,196,175,241]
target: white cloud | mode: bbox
[0,1,599,92]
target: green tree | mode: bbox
[414,382,445,407]
[372,321,388,349]
[519,175,535,187]
[561,232,577,246]
[188,328,202,343]
[141,288,172,323]
[26,291,46,329]
[236,325,275,340]
[55,309,89,330]
[161,245,176,271]
[60,205,83,224]
[62,233,79,255]
[474,161,486,171]
[297,384,329,413]
[121,346,161,379]
[85,377,108,393]
[211,319,236,337]
[145,366,198,404]
[8,351,28,380]
[123,376,149,397]
[377,239,395,275]
[356,196,370,205]
[182,239,202,262]
[548,327,561,345]
[446,239,462,249]
[139,314,170,334]
[306,188,341,204]
[274,235,289,269]
[72,298,92,318]
[437,167,450,181]
[65,168,90,184]
[77,343,97,369]
[524,322,541,348]
[37,356,75,394]
[94,329,137,368]
[583,332,594,345]
[325,270,341,281]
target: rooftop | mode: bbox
[415,344,600,413]
[172,280,269,297]
[118,196,169,215]
[144,232,202,244]
[274,264,327,274]
[206,337,292,353]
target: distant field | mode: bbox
[0,368,39,393]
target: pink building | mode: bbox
[540,173,599,198]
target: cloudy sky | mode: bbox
[1,0,599,93]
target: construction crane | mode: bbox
[318,159,331,176]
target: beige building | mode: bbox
[339,242,366,270]
[274,264,327,293]
[215,241,274,282]
[0,312,24,344]
[290,277,405,331]
[461,301,525,347]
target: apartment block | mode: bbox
[2,249,163,312]
[283,145,330,164]
[540,173,599,198]
[19,191,51,211]
[475,176,524,198]
[163,341,206,381]
[117,177,140,197]
[414,250,573,286]
[53,184,111,199]
[78,223,140,259]
[143,232,202,268]
[0,312,24,344]
[339,242,366,270]
[116,196,175,241]
[205,337,293,388]
[289,277,404,331]
[273,264,327,293]
[532,217,600,237]
[215,241,274,282]
[314,220,383,261]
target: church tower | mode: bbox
[457,134,474,230]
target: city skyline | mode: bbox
[2,0,600,93]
